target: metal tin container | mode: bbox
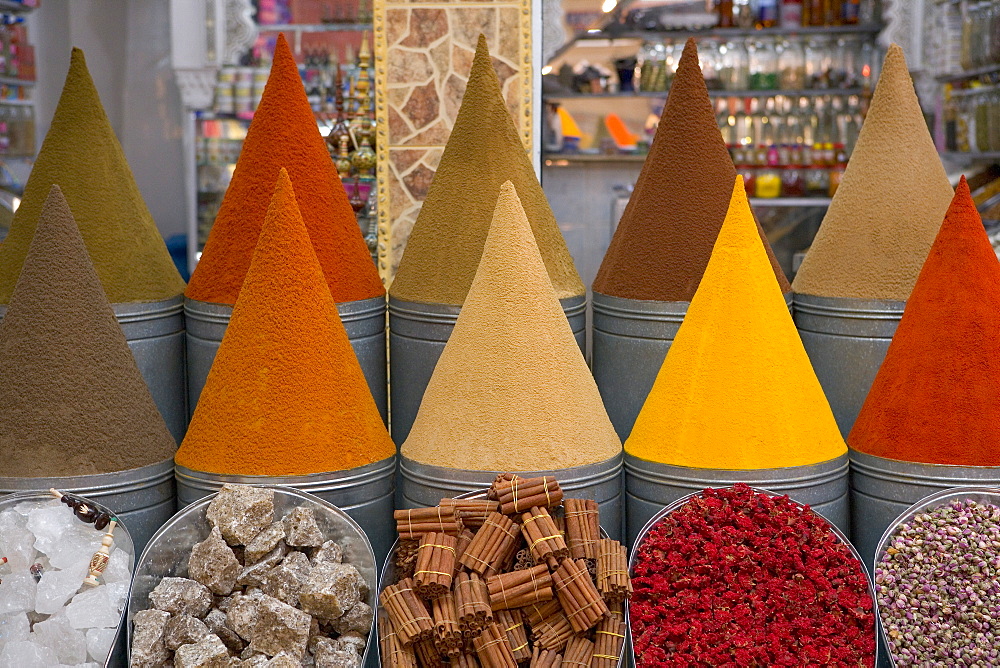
[174,456,397,567]
[793,294,905,436]
[0,297,188,443]
[127,486,377,666]
[628,486,876,666]
[398,454,623,540]
[850,449,1000,566]
[0,458,175,556]
[185,296,388,423]
[376,489,626,667]
[0,490,136,668]
[872,486,1000,667]
[624,453,849,546]
[388,295,588,444]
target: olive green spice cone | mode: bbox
[0,47,185,304]
[389,34,583,305]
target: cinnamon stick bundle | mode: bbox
[380,578,434,645]
[379,615,418,667]
[595,539,632,603]
[523,600,573,652]
[487,473,521,500]
[486,564,554,611]
[451,653,481,668]
[455,571,493,635]
[552,559,609,633]
[454,529,475,578]
[395,507,465,539]
[414,638,448,667]
[459,512,520,576]
[521,507,569,568]
[472,622,518,668]
[395,539,420,580]
[440,498,500,529]
[495,609,531,664]
[493,476,564,514]
[562,637,595,668]
[530,646,564,668]
[591,608,627,668]
[414,532,458,599]
[431,592,463,657]
[564,499,600,560]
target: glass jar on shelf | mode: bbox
[749,39,778,91]
[756,166,781,198]
[990,89,1000,152]
[782,165,805,197]
[699,39,723,90]
[805,36,830,89]
[778,38,806,90]
[719,40,749,91]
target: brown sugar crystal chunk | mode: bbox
[164,613,212,651]
[298,562,361,621]
[249,593,312,658]
[206,607,247,653]
[310,540,343,565]
[173,634,231,668]
[149,577,214,618]
[207,485,275,546]
[244,522,286,564]
[189,526,241,595]
[239,542,289,587]
[331,601,373,635]
[284,507,325,548]
[130,609,171,667]
[261,551,312,607]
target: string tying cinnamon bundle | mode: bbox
[592,603,627,668]
[561,636,594,668]
[379,615,418,667]
[459,512,520,576]
[521,507,569,569]
[380,578,434,645]
[455,571,493,635]
[431,592,463,657]
[486,564,554,611]
[596,539,632,603]
[488,473,521,500]
[495,609,531,663]
[395,507,465,539]
[493,476,563,514]
[564,498,600,560]
[472,621,518,668]
[552,559,609,633]
[440,498,500,529]
[530,646,563,668]
[523,600,573,652]
[415,532,458,599]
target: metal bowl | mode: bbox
[126,485,377,665]
[0,490,136,668]
[628,486,877,667]
[873,486,1000,667]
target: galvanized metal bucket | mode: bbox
[0,458,175,556]
[850,449,1000,567]
[628,486,876,666]
[793,294,905,437]
[593,293,793,441]
[872,486,1000,667]
[0,490,136,668]
[174,455,397,567]
[127,485,377,666]
[398,453,623,540]
[624,452,849,546]
[185,296,388,423]
[0,297,188,444]
[388,295,588,444]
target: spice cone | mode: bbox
[0,48,185,304]
[850,178,1000,466]
[389,34,583,305]
[625,177,845,469]
[401,181,620,471]
[176,169,395,476]
[593,38,788,302]
[0,186,176,477]
[187,33,382,305]
[792,44,953,301]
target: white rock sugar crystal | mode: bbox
[85,626,117,662]
[101,548,131,584]
[66,585,122,629]
[0,611,30,648]
[33,613,88,664]
[35,561,89,615]
[48,523,104,571]
[0,639,59,667]
[0,572,37,614]
[27,502,76,557]
[0,509,35,570]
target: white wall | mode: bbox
[29,0,187,240]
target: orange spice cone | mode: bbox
[176,169,395,476]
[187,33,382,305]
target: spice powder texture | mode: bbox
[0,186,177,477]
[175,170,395,476]
[0,48,185,304]
[594,38,788,302]
[625,177,845,469]
[186,33,382,305]
[388,35,583,306]
[850,178,1000,466]
[401,181,621,471]
[792,44,954,301]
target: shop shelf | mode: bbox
[936,64,1000,83]
[0,75,34,87]
[0,97,31,105]
[575,23,883,42]
[545,88,867,99]
[940,151,1000,162]
[256,22,370,32]
[0,1,33,14]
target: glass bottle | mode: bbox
[780,0,803,28]
[778,38,806,90]
[961,3,975,71]
[717,0,735,27]
[756,0,779,28]
[804,0,824,25]
[734,0,755,28]
[719,41,749,90]
[842,0,860,25]
[805,36,829,88]
[749,39,779,90]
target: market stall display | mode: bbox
[387,35,585,444]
